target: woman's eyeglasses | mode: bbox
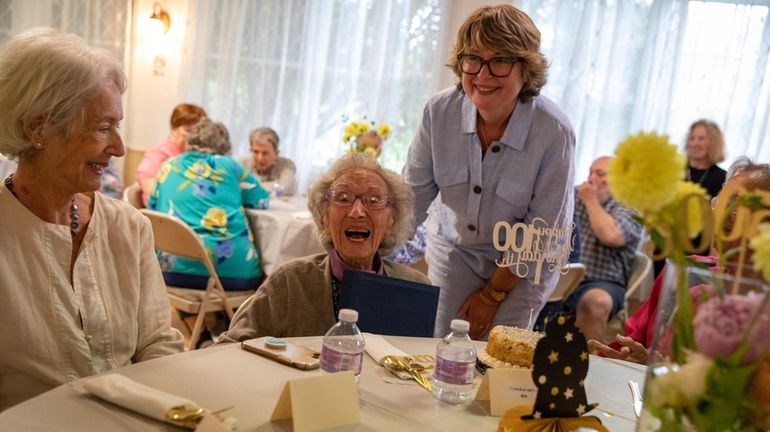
[327,190,390,210]
[457,54,519,77]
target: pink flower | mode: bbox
[693,292,770,364]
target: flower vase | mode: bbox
[637,261,770,432]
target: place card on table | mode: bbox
[475,368,537,416]
[270,371,360,432]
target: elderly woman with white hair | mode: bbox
[219,153,430,341]
[0,28,183,410]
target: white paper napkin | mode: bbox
[292,210,312,220]
[363,333,415,382]
[84,374,237,430]
[363,332,408,364]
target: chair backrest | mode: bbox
[624,251,654,314]
[548,263,586,302]
[123,183,143,209]
[141,209,255,350]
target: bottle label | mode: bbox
[320,346,363,375]
[434,357,475,385]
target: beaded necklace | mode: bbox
[4,174,79,238]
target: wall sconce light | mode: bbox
[150,3,170,34]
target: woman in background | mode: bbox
[0,28,182,410]
[148,118,269,291]
[685,119,727,198]
[239,127,297,196]
[135,102,207,205]
[403,4,575,339]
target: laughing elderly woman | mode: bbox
[218,153,430,341]
[0,28,182,410]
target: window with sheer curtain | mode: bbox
[179,0,448,192]
[0,0,128,65]
[520,0,770,181]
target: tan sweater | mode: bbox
[218,253,430,342]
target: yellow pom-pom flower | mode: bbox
[673,181,709,239]
[608,131,685,215]
[377,123,390,139]
[750,224,770,281]
[341,117,391,158]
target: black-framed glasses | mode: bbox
[457,54,519,77]
[327,190,391,210]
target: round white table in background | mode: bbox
[246,196,324,275]
[0,336,644,431]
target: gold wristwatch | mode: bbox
[483,281,507,302]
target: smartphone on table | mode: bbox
[241,336,320,370]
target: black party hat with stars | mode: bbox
[523,313,598,420]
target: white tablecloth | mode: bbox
[0,336,644,431]
[246,196,324,274]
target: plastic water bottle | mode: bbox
[320,309,366,382]
[272,181,285,198]
[432,319,477,403]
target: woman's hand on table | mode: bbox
[588,334,648,364]
[457,291,499,340]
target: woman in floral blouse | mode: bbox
[148,118,269,291]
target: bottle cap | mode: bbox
[450,319,470,332]
[338,308,358,322]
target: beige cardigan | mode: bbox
[218,253,431,342]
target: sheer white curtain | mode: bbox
[178,0,449,193]
[520,0,770,181]
[0,0,128,64]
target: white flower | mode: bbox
[678,351,713,403]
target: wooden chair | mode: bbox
[140,209,255,350]
[122,182,143,209]
[548,263,586,302]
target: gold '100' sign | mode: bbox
[657,181,770,260]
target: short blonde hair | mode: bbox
[688,119,725,164]
[0,27,127,160]
[307,153,414,255]
[447,4,548,103]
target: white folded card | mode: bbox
[476,368,537,416]
[84,374,237,430]
[271,371,360,432]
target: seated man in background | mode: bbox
[239,127,297,196]
[135,103,207,205]
[561,156,642,342]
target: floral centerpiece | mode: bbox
[342,116,390,157]
[607,132,770,431]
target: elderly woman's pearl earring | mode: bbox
[35,142,43,149]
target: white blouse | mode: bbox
[0,187,183,411]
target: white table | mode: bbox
[246,196,324,274]
[0,336,644,431]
